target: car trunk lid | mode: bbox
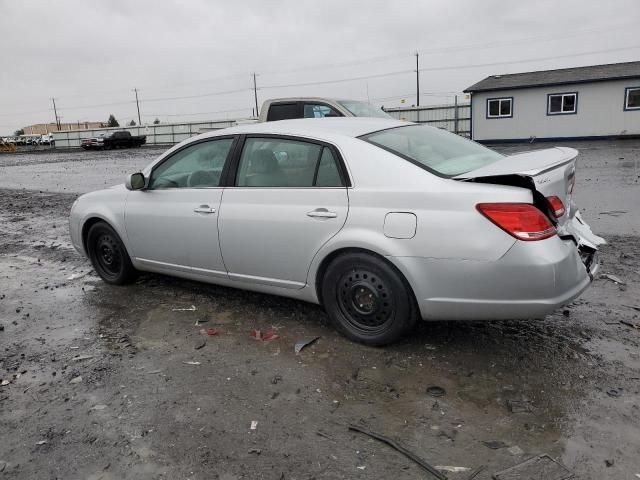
[455,146,605,251]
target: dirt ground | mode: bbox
[1,141,639,480]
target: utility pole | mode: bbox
[415,52,420,107]
[51,98,60,130]
[252,73,259,118]
[133,88,141,125]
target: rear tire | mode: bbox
[321,253,417,346]
[86,222,137,285]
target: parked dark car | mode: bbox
[81,131,146,150]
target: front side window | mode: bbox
[304,103,341,118]
[625,87,640,110]
[236,137,344,187]
[361,124,504,177]
[548,92,577,115]
[487,98,512,118]
[149,138,234,189]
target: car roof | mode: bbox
[202,117,410,141]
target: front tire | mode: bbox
[321,253,417,346]
[86,222,137,285]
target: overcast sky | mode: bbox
[1,0,639,133]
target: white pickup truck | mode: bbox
[258,97,391,122]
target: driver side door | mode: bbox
[124,136,236,278]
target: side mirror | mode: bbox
[125,172,146,191]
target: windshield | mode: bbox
[337,100,391,119]
[361,124,503,177]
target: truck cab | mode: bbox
[258,97,391,122]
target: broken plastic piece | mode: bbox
[172,305,197,311]
[200,328,222,336]
[183,361,201,366]
[436,466,469,473]
[294,336,320,353]
[250,420,258,430]
[600,274,625,285]
[250,329,279,341]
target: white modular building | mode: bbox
[465,61,640,142]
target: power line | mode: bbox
[418,44,640,73]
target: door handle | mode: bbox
[307,208,337,218]
[194,205,216,214]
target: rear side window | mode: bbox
[266,103,299,121]
[361,125,503,177]
[236,137,344,187]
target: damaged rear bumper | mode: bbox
[391,211,603,321]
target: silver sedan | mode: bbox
[69,118,604,345]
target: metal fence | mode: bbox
[51,103,470,148]
[51,119,239,148]
[384,103,471,137]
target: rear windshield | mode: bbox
[361,124,503,177]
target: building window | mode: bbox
[547,92,577,115]
[624,87,640,110]
[486,97,513,118]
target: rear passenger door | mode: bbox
[218,135,349,288]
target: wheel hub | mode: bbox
[337,269,394,331]
[351,283,378,314]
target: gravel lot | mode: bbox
[1,141,639,479]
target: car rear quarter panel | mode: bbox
[306,138,533,298]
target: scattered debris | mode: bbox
[605,459,614,467]
[200,328,222,336]
[66,271,89,280]
[194,338,206,350]
[248,448,262,455]
[493,454,572,480]
[436,466,470,473]
[72,354,94,362]
[598,210,627,217]
[271,375,282,385]
[250,420,258,430]
[357,466,366,470]
[621,320,640,330]
[316,430,335,442]
[507,399,532,413]
[69,376,83,384]
[251,329,280,342]
[348,424,446,480]
[90,404,107,411]
[507,445,524,456]
[36,440,48,445]
[466,465,486,479]
[183,361,201,366]
[606,388,622,398]
[600,274,626,285]
[482,440,507,450]
[172,305,197,311]
[426,386,446,398]
[294,336,320,353]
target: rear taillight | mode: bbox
[546,196,566,218]
[476,203,557,241]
